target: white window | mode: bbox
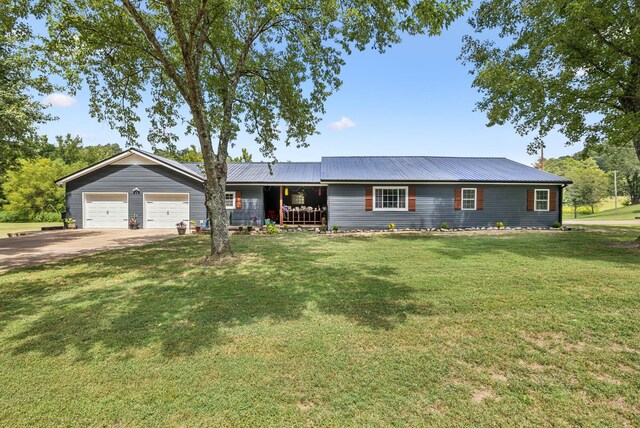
[225,191,236,209]
[373,186,408,211]
[461,188,477,210]
[291,192,305,205]
[535,189,549,211]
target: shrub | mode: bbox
[551,221,562,228]
[319,224,328,232]
[388,223,395,230]
[439,222,449,230]
[266,224,280,235]
[496,221,505,229]
[332,224,339,232]
[0,211,24,222]
[34,212,63,222]
[621,198,632,207]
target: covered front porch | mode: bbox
[263,185,327,226]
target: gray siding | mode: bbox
[226,185,264,226]
[327,184,561,229]
[66,165,206,228]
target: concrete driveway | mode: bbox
[0,229,177,272]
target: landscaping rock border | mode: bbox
[226,225,584,236]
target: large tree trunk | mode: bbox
[632,140,640,242]
[204,162,232,258]
[191,104,233,259]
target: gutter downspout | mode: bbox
[560,184,568,225]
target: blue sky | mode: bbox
[36,15,579,165]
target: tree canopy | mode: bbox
[460,0,640,162]
[0,1,54,176]
[41,0,471,257]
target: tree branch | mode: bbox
[121,0,188,98]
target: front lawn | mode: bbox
[1,229,639,426]
[0,222,62,238]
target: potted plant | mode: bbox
[248,216,259,232]
[64,218,77,229]
[176,221,187,235]
[129,214,139,230]
[238,224,244,232]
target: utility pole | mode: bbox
[614,170,618,210]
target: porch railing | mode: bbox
[282,209,325,225]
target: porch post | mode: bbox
[279,185,283,226]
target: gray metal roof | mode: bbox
[320,156,571,183]
[183,162,322,183]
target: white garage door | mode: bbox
[84,193,128,229]
[145,193,189,229]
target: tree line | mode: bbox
[0,135,122,222]
[538,146,640,218]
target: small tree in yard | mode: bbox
[564,160,609,218]
[41,0,470,259]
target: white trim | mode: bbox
[82,192,129,229]
[143,192,190,229]
[372,186,409,211]
[534,189,550,211]
[461,187,477,211]
[56,149,202,184]
[225,191,236,210]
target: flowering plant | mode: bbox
[250,216,259,226]
[129,214,138,226]
[176,221,187,229]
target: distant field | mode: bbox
[563,197,633,218]
[573,204,640,221]
[0,222,61,238]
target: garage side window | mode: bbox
[535,189,549,211]
[461,188,477,210]
[225,191,236,209]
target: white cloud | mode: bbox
[41,93,77,108]
[330,116,356,131]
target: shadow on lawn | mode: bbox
[1,235,427,359]
[381,230,640,265]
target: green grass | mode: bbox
[572,203,640,221]
[0,222,62,238]
[1,229,639,426]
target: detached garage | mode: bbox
[144,193,189,228]
[83,193,129,229]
